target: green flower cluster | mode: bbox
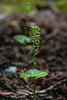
[29,26,41,51]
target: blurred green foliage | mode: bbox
[56,0,67,12]
[0,0,46,6]
[0,0,67,12]
[0,3,36,13]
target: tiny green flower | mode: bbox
[29,26,41,53]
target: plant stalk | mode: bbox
[33,77,36,100]
[33,31,36,100]
[25,14,27,36]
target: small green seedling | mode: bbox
[20,26,48,100]
[13,34,29,63]
[13,2,33,63]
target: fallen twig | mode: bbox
[15,75,32,92]
[36,78,67,94]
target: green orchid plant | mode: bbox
[20,26,48,100]
[13,2,34,63]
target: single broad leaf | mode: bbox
[35,71,48,79]
[20,69,48,79]
[13,35,30,45]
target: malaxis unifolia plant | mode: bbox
[20,26,48,100]
[13,3,32,63]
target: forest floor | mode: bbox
[0,4,67,100]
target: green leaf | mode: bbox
[20,69,48,79]
[13,35,30,45]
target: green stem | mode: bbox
[33,77,36,100]
[25,14,27,36]
[33,30,36,100]
[33,45,35,69]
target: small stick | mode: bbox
[36,78,67,94]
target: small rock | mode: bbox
[0,13,9,20]
[4,66,17,78]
